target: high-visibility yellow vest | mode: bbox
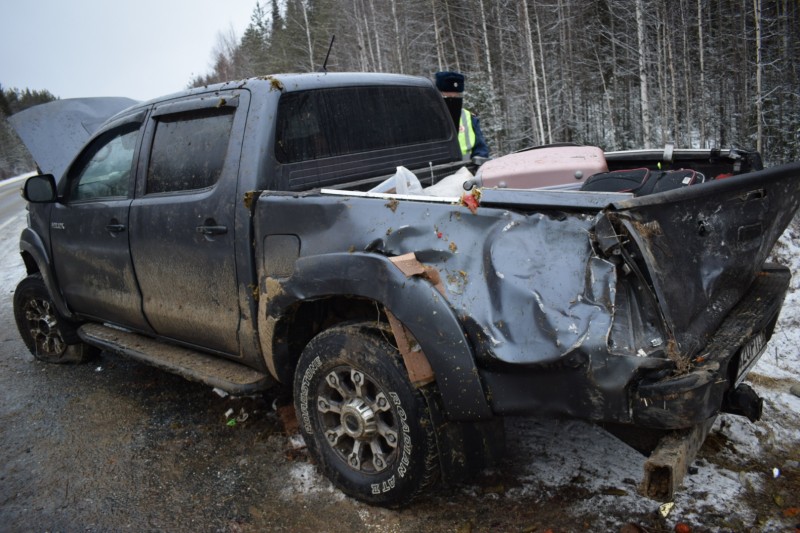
[458,109,475,157]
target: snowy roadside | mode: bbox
[0,176,28,298]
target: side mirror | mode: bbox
[22,174,58,203]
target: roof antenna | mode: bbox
[319,35,335,73]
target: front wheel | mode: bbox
[293,323,439,507]
[13,274,96,364]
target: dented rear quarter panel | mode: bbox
[253,190,654,422]
[256,191,618,365]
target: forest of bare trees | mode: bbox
[1,0,796,179]
[191,0,799,165]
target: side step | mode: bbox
[78,323,273,395]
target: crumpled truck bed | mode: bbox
[253,160,800,428]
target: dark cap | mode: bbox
[435,71,465,93]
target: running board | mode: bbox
[78,323,273,395]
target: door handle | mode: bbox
[196,225,228,236]
[105,224,126,233]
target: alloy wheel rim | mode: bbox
[23,297,66,356]
[316,366,399,473]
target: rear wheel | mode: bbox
[13,274,96,364]
[293,323,439,507]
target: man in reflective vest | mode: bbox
[435,71,490,164]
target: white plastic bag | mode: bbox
[369,166,423,195]
[423,166,474,197]
[394,166,423,195]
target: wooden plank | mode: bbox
[641,416,717,500]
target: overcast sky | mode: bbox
[1,0,257,102]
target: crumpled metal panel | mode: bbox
[258,191,618,366]
[450,212,617,365]
[607,161,800,358]
[9,97,137,180]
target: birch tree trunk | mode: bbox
[389,0,404,73]
[697,0,706,147]
[557,0,576,142]
[636,0,652,147]
[753,0,763,154]
[657,8,667,146]
[431,0,444,72]
[534,5,552,144]
[680,0,693,146]
[368,0,383,71]
[476,0,499,147]
[301,0,314,70]
[667,13,679,146]
[521,0,545,144]
[353,0,368,70]
[594,47,616,147]
[444,1,461,72]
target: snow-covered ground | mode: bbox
[1,174,798,529]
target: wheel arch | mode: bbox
[260,252,493,421]
[269,295,387,384]
[19,227,73,320]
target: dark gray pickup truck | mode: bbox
[10,72,800,506]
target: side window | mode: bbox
[146,108,235,194]
[69,125,139,201]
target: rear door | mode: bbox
[49,112,150,330]
[129,92,247,355]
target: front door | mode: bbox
[50,118,149,330]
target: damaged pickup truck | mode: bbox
[11,73,800,506]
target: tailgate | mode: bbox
[603,161,800,358]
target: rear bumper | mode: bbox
[631,266,789,429]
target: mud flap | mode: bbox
[641,416,716,501]
[420,387,506,485]
[722,383,763,422]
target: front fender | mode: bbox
[19,227,73,319]
[265,252,493,421]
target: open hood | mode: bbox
[9,97,137,181]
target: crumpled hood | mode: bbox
[9,97,137,180]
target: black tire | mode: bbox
[293,323,439,507]
[13,274,96,364]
